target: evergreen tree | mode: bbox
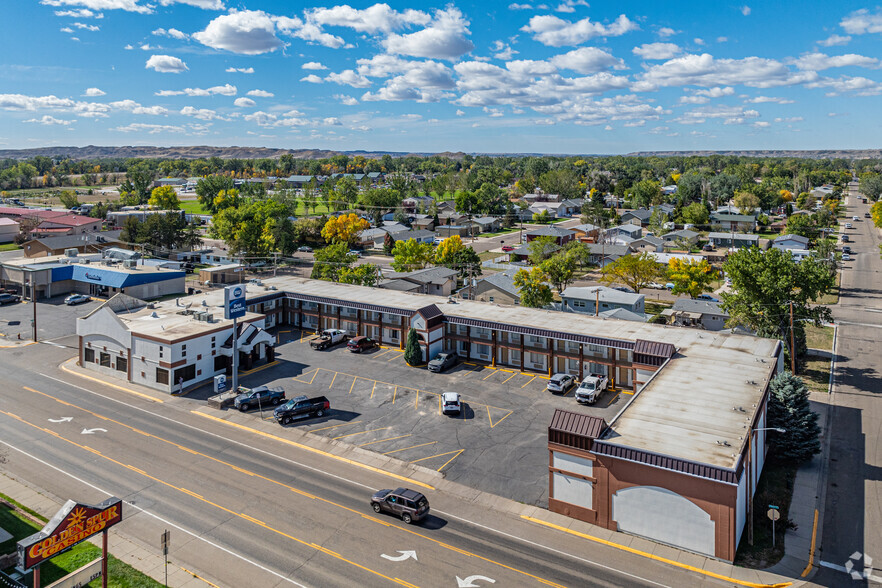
[767,371,821,462]
[403,328,422,366]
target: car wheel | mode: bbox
[315,409,324,417]
[402,513,412,524]
[372,503,382,513]
[272,397,281,405]
[239,404,249,412]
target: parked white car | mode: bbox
[441,392,462,415]
[547,373,576,393]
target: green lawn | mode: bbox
[178,200,209,215]
[644,301,672,316]
[805,325,834,351]
[816,270,841,305]
[801,354,833,394]
[0,497,162,587]
[480,228,518,237]
[0,243,20,252]
[734,458,799,568]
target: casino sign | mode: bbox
[17,497,122,572]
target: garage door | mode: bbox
[612,486,715,557]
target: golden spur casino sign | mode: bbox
[17,497,122,571]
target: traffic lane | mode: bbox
[0,388,661,588]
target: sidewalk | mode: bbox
[0,472,217,588]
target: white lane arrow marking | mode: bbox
[381,550,417,562]
[456,575,495,587]
[81,428,107,435]
[48,417,73,423]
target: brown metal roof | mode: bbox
[592,441,737,484]
[447,316,635,350]
[634,339,675,358]
[550,409,607,438]
[417,304,443,320]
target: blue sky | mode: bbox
[2,0,882,154]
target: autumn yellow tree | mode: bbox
[435,235,465,264]
[666,258,716,299]
[321,213,370,246]
[148,185,181,210]
[779,189,793,202]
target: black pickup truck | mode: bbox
[233,385,286,411]
[274,395,330,424]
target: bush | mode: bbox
[403,328,422,366]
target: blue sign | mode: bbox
[224,284,246,320]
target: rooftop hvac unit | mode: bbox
[81,259,90,265]
[123,260,137,269]
[64,248,78,257]
[204,313,213,322]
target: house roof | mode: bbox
[774,234,810,245]
[561,285,644,305]
[664,229,699,239]
[0,207,67,220]
[28,231,122,250]
[38,214,102,227]
[707,232,759,241]
[526,225,576,238]
[477,270,519,297]
[711,212,756,222]
[513,242,560,256]
[671,299,729,316]
[379,279,421,292]
[473,216,498,225]
[285,175,315,182]
[632,235,664,247]
[622,208,652,220]
[388,229,435,241]
[570,223,599,233]
[549,409,607,440]
[585,243,631,257]
[0,217,19,226]
[609,224,641,234]
[384,266,457,285]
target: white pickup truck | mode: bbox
[310,328,348,350]
[575,374,609,404]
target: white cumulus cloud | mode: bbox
[818,34,851,47]
[193,10,283,55]
[550,47,625,72]
[632,43,680,60]
[23,115,74,125]
[155,84,236,96]
[840,9,882,34]
[307,4,430,34]
[521,13,638,47]
[246,89,273,97]
[234,97,256,107]
[145,55,188,73]
[792,52,880,71]
[327,70,372,88]
[334,94,358,105]
[152,27,187,39]
[83,87,105,96]
[226,67,254,73]
[158,0,224,9]
[302,61,327,70]
[300,74,324,83]
[40,0,151,15]
[382,7,475,61]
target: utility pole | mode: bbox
[789,300,796,374]
[31,271,37,342]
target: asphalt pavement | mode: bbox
[809,188,882,587]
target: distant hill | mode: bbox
[1,145,881,161]
[626,149,882,159]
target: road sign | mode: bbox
[224,285,246,320]
[767,508,780,521]
[160,530,170,556]
[214,374,228,393]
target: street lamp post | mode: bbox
[747,426,786,545]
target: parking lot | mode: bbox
[0,293,103,344]
[224,329,628,507]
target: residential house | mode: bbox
[512,242,560,263]
[561,286,645,316]
[711,212,756,232]
[585,243,632,267]
[436,201,456,212]
[472,270,521,305]
[199,264,244,286]
[386,229,436,244]
[570,223,601,243]
[437,211,467,226]
[200,248,237,266]
[646,252,703,266]
[620,208,653,226]
[662,299,730,331]
[662,229,699,247]
[661,185,678,196]
[411,217,436,231]
[22,231,124,258]
[367,171,384,182]
[153,177,185,187]
[598,307,648,322]
[629,235,664,253]
[556,199,585,217]
[402,196,435,212]
[707,232,760,249]
[436,225,473,239]
[380,267,459,296]
[772,234,810,251]
[472,217,501,233]
[284,175,316,188]
[605,224,642,240]
[525,225,576,245]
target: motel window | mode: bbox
[389,329,400,340]
[181,344,187,358]
[211,337,216,349]
[84,348,95,363]
[476,344,490,357]
[588,344,602,352]
[115,357,127,373]
[99,352,111,367]
[159,347,164,359]
[529,352,543,364]
[156,368,169,385]
[573,300,586,308]
[488,296,494,302]
[174,364,196,384]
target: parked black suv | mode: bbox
[370,488,430,524]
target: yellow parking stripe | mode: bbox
[358,434,412,448]
[501,372,518,384]
[520,376,536,388]
[309,421,362,433]
[328,371,337,389]
[436,449,464,472]
[332,426,391,440]
[410,449,462,464]
[383,441,436,455]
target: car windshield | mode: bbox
[435,354,448,361]
[444,400,458,406]
[580,381,596,390]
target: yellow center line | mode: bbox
[520,376,536,388]
[521,516,791,588]
[328,371,338,389]
[4,399,566,588]
[410,449,463,464]
[436,449,464,473]
[358,434,412,448]
[179,567,222,588]
[332,426,391,440]
[382,441,437,455]
[59,362,163,403]
[309,420,362,433]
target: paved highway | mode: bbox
[0,342,709,588]
[812,188,882,587]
